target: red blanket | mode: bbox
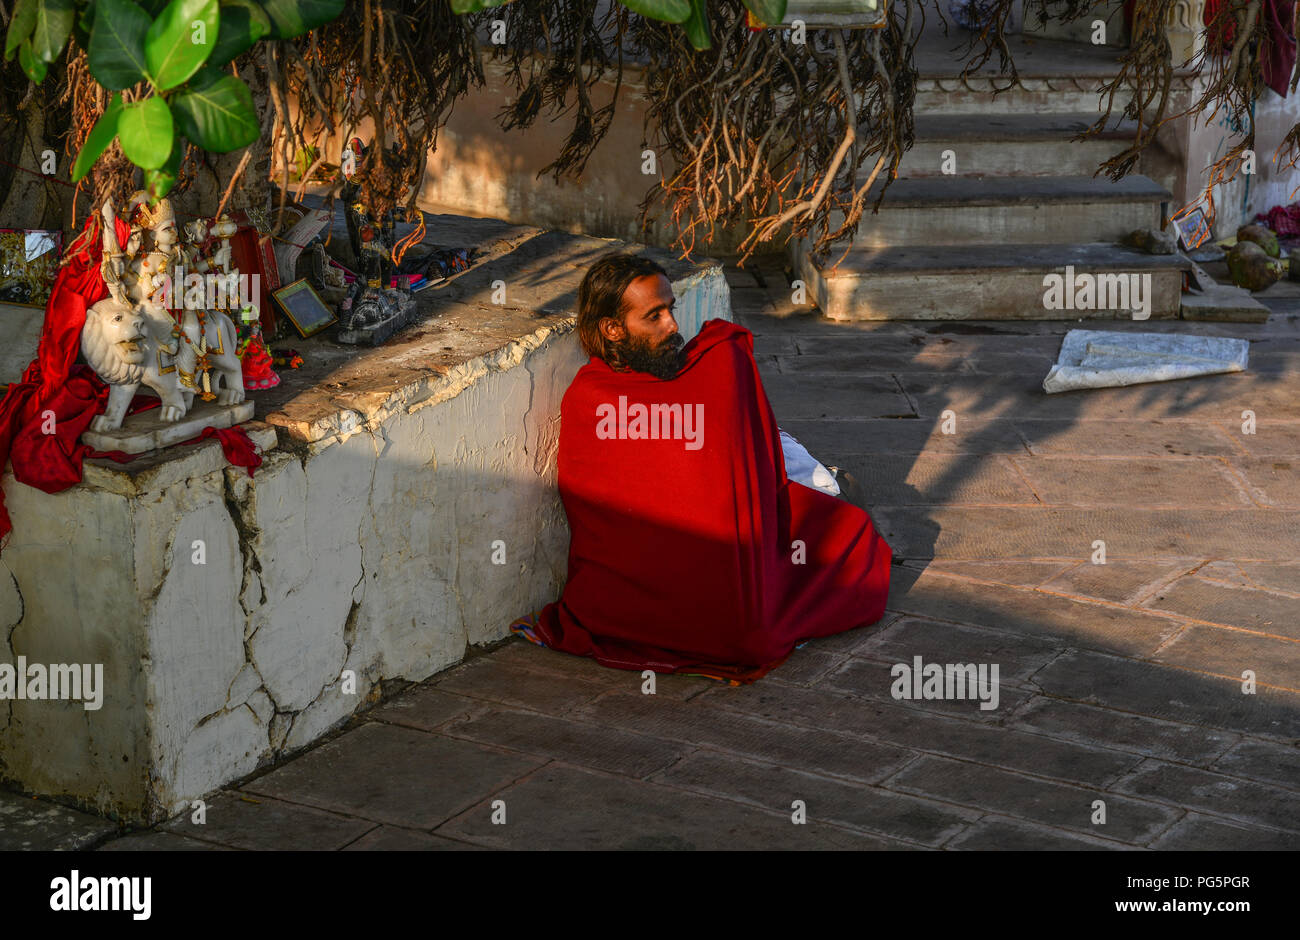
[528,319,892,683]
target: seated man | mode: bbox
[511,252,893,683]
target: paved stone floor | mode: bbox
[6,261,1300,850]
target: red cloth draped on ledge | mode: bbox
[517,319,892,684]
[0,214,261,551]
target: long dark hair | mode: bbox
[577,252,668,371]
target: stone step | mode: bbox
[839,174,1171,247]
[913,32,1130,82]
[910,33,1197,114]
[899,113,1140,178]
[913,77,1197,117]
[914,77,1119,114]
[790,241,1191,321]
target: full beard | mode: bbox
[617,331,686,380]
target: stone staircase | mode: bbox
[791,43,1193,321]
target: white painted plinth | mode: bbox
[80,399,255,455]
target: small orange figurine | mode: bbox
[235,303,280,390]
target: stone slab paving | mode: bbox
[11,264,1298,850]
[0,791,118,850]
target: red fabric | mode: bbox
[1257,203,1300,236]
[1261,0,1296,96]
[8,365,111,495]
[1204,0,1226,44]
[1204,0,1297,97]
[36,216,131,404]
[188,426,262,476]
[0,214,123,543]
[228,215,280,335]
[531,319,892,683]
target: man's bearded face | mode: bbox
[619,330,685,379]
[610,274,685,379]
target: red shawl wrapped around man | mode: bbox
[512,254,892,683]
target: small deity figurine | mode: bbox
[98,198,131,307]
[110,195,181,361]
[210,214,238,274]
[180,218,214,275]
[148,197,248,405]
[234,303,280,390]
[85,191,273,429]
[126,191,181,309]
[341,137,398,286]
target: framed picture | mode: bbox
[273,278,337,338]
[1171,204,1211,251]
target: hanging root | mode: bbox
[488,0,627,181]
[63,51,138,215]
[632,0,918,266]
[286,0,483,224]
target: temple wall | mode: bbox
[289,58,764,255]
[418,59,677,247]
[1179,81,1300,237]
[1245,86,1300,224]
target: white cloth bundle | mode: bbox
[779,428,841,496]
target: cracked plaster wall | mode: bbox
[0,479,151,818]
[0,329,586,823]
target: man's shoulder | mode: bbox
[679,318,753,361]
[562,355,617,408]
[695,318,752,343]
[689,318,756,363]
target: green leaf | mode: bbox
[615,0,691,23]
[118,97,174,169]
[88,0,152,90]
[170,67,258,151]
[146,0,218,90]
[139,0,170,13]
[144,167,177,200]
[449,0,517,12]
[71,95,125,182]
[740,0,786,26]
[261,0,343,39]
[681,0,711,49]
[18,37,47,81]
[32,0,74,63]
[209,0,271,67]
[4,0,38,62]
[145,138,183,199]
